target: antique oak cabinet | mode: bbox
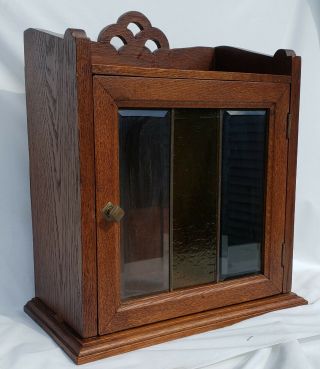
[24,11,306,364]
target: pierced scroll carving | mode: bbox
[98,11,169,57]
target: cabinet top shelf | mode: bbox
[25,11,299,77]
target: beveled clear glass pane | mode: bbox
[172,109,220,289]
[119,109,170,299]
[219,110,267,280]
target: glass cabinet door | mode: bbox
[94,76,289,334]
[118,108,267,299]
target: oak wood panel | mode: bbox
[93,82,121,331]
[283,57,302,292]
[91,12,294,76]
[25,293,307,364]
[109,276,279,331]
[267,90,290,290]
[91,42,294,75]
[116,101,276,109]
[91,42,215,71]
[24,28,97,337]
[92,64,292,83]
[95,76,290,107]
[94,76,290,334]
[213,47,295,75]
[260,106,275,279]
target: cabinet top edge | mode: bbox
[24,11,301,78]
[91,64,292,84]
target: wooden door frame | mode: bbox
[93,75,290,334]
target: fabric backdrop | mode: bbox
[1,0,320,368]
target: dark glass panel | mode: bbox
[220,110,267,280]
[172,109,220,289]
[119,109,170,299]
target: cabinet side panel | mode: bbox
[24,29,92,336]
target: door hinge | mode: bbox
[281,242,286,268]
[286,113,292,140]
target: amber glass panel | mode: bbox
[119,109,170,299]
[172,109,220,289]
[220,110,267,280]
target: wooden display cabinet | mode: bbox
[24,11,307,364]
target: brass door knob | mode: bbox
[102,202,125,222]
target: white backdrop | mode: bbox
[1,0,320,368]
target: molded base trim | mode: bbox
[25,293,307,364]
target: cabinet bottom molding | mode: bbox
[24,293,307,365]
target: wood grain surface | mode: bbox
[92,64,292,83]
[25,293,307,364]
[24,28,97,337]
[283,56,302,292]
[90,11,295,75]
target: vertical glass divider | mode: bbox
[216,109,223,283]
[169,108,174,292]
